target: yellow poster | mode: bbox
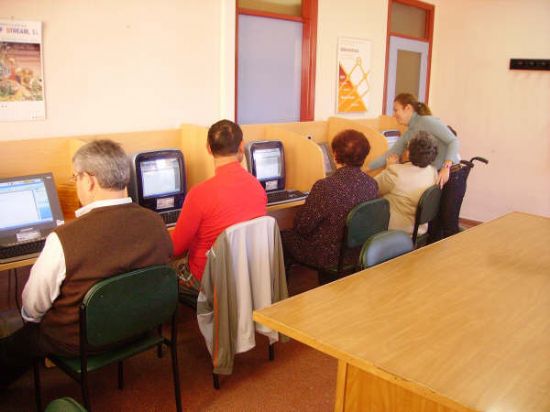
[337,37,371,113]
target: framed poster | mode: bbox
[337,37,371,113]
[0,20,45,121]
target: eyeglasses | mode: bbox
[70,172,82,183]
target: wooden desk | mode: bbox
[254,212,550,412]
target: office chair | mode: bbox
[412,185,442,248]
[359,230,413,269]
[197,216,288,390]
[291,197,390,282]
[45,397,87,412]
[34,265,182,412]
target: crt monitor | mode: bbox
[244,140,285,192]
[128,149,186,214]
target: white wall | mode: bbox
[1,0,549,220]
[0,0,226,140]
[429,0,550,220]
[315,0,389,120]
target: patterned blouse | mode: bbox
[282,166,378,269]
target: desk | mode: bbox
[254,212,550,412]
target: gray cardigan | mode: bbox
[369,112,460,170]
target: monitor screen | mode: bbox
[245,140,285,192]
[382,129,401,149]
[0,177,53,230]
[140,157,182,198]
[318,143,336,176]
[128,149,186,213]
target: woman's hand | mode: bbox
[386,153,399,166]
[437,166,450,188]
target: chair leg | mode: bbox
[81,369,91,412]
[170,313,182,412]
[268,343,275,361]
[157,325,164,358]
[33,359,42,412]
[212,373,220,390]
[118,361,124,390]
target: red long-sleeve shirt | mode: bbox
[171,161,267,280]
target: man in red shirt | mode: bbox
[171,119,267,304]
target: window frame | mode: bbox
[383,0,435,114]
[235,0,317,122]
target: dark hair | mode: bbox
[408,131,438,168]
[72,139,130,190]
[207,119,243,156]
[394,93,432,116]
[331,129,371,167]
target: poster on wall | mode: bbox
[0,19,45,121]
[337,37,371,113]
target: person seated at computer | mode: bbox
[368,93,462,243]
[0,140,172,387]
[171,119,267,305]
[375,131,438,235]
[281,129,378,271]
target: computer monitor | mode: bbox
[318,142,336,176]
[0,172,64,245]
[128,149,186,215]
[382,129,401,148]
[244,140,285,192]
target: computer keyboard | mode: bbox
[160,210,181,227]
[0,239,46,262]
[267,190,308,206]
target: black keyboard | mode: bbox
[160,210,181,227]
[0,239,46,262]
[267,190,308,206]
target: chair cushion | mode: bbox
[45,397,87,412]
[49,334,163,374]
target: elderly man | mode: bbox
[0,139,172,386]
[171,119,267,304]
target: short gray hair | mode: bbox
[72,139,130,190]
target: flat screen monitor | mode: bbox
[0,172,64,246]
[318,142,336,176]
[245,140,285,192]
[128,149,186,214]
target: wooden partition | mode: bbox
[264,126,325,192]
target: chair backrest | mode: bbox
[82,265,177,348]
[412,185,442,243]
[345,197,390,249]
[359,230,413,269]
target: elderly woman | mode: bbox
[375,131,438,235]
[282,129,378,270]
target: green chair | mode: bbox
[34,265,182,412]
[45,397,87,412]
[412,185,442,248]
[359,230,413,269]
[294,197,390,281]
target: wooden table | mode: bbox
[254,212,550,411]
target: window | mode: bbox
[236,0,317,123]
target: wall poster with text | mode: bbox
[0,20,45,121]
[337,37,371,113]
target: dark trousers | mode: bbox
[0,321,72,386]
[428,166,470,243]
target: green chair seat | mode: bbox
[49,334,163,374]
[412,185,442,248]
[45,397,87,412]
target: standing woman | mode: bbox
[368,93,464,242]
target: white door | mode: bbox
[385,35,429,114]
